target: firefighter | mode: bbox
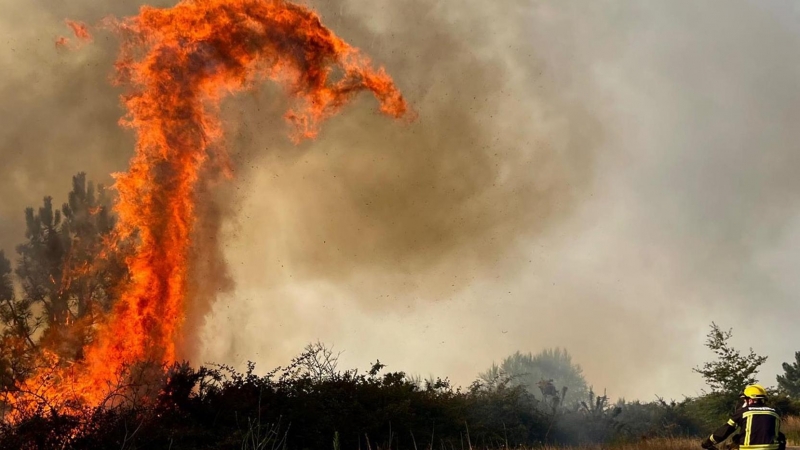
[700,384,787,450]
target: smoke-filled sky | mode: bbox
[2,0,800,400]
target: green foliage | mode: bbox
[766,391,800,417]
[613,398,705,439]
[479,348,588,406]
[693,322,767,394]
[777,351,800,398]
[682,391,742,430]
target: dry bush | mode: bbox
[784,415,800,445]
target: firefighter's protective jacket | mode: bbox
[703,404,786,450]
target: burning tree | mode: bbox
[0,174,122,391]
[15,174,122,359]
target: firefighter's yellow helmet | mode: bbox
[741,384,767,399]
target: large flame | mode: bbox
[8,0,407,417]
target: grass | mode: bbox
[367,438,703,450]
[491,430,800,450]
[535,438,699,450]
[785,415,800,445]
[532,416,800,449]
[360,440,703,450]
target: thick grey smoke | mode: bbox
[200,0,800,400]
[2,0,800,401]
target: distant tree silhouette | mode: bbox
[777,351,800,398]
[479,348,589,406]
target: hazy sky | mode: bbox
[2,0,800,401]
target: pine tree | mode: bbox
[15,195,69,328]
[58,172,121,316]
[777,351,800,398]
[11,173,122,361]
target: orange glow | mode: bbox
[8,0,407,419]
